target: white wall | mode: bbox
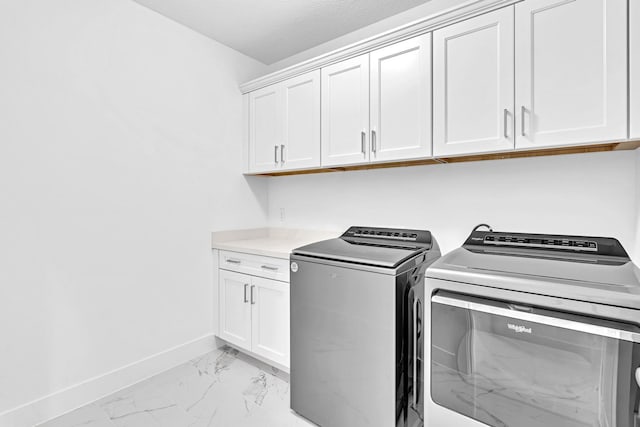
[268,151,639,262]
[0,0,266,423]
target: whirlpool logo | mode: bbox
[507,323,532,334]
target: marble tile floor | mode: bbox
[39,346,315,427]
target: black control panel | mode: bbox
[463,230,629,258]
[341,226,433,247]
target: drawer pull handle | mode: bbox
[226,258,241,264]
[243,283,249,303]
[261,265,279,271]
[250,285,256,305]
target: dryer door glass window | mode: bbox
[430,291,640,427]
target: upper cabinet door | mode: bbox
[281,70,321,171]
[515,0,627,149]
[433,7,515,156]
[249,85,281,173]
[370,34,432,162]
[631,0,640,139]
[321,55,370,167]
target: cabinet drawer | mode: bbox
[219,250,289,282]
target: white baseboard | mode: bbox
[0,334,219,427]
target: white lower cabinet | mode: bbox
[218,265,290,369]
[219,269,252,349]
[250,276,290,367]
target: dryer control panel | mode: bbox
[463,230,629,259]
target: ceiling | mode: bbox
[133,0,431,65]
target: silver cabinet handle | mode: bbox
[274,145,279,163]
[371,129,377,153]
[280,144,285,164]
[250,285,256,305]
[521,106,526,137]
[261,265,278,271]
[226,258,241,264]
[361,131,366,155]
[503,109,509,139]
[636,367,640,388]
[243,283,249,303]
[412,296,419,406]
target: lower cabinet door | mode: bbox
[219,270,252,351]
[250,277,290,368]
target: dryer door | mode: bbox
[430,291,640,427]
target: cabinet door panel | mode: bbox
[281,70,321,171]
[321,55,370,167]
[434,7,515,156]
[631,0,640,139]
[249,86,280,172]
[219,270,252,351]
[251,277,290,368]
[370,34,432,162]
[515,0,627,148]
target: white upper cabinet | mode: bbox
[631,0,640,139]
[433,7,515,156]
[249,86,280,173]
[321,55,370,167]
[244,0,635,173]
[248,71,320,173]
[280,71,321,171]
[515,0,627,149]
[370,34,432,162]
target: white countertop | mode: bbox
[211,227,340,259]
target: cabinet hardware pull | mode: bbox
[226,258,241,264]
[413,296,419,406]
[503,109,509,139]
[280,144,285,163]
[250,285,256,304]
[521,106,526,137]
[371,129,377,153]
[361,131,366,155]
[274,145,279,163]
[243,284,249,303]
[261,265,278,271]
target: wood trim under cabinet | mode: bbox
[247,140,640,177]
[240,0,522,94]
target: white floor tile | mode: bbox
[38,347,315,427]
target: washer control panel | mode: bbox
[342,226,432,247]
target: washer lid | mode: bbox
[292,237,425,268]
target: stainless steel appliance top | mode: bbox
[427,229,640,310]
[291,226,435,269]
